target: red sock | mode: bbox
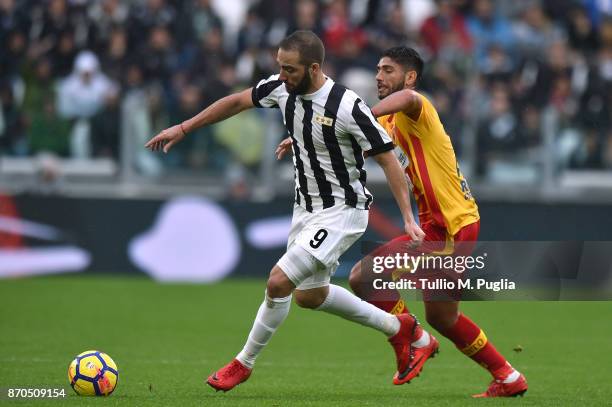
[441,313,510,379]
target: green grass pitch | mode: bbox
[1,275,611,406]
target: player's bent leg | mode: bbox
[294,286,329,309]
[284,245,422,383]
[206,265,295,392]
[314,283,400,337]
[285,245,400,337]
[349,256,408,316]
[424,302,527,397]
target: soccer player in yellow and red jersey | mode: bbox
[348,46,528,397]
[275,45,528,397]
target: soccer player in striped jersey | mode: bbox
[146,32,427,392]
[350,47,527,397]
[276,46,528,397]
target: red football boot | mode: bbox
[472,373,528,398]
[388,313,421,383]
[393,333,439,385]
[206,359,252,392]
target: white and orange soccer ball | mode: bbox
[68,350,118,396]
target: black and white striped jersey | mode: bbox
[252,74,394,212]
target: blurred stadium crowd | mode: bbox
[1,0,611,182]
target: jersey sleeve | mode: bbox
[405,94,430,139]
[251,74,284,108]
[346,98,394,156]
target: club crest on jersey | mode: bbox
[315,115,334,126]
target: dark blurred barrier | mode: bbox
[1,193,612,283]
[357,240,612,301]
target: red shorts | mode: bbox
[368,220,481,301]
[372,220,480,257]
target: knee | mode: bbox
[348,262,362,293]
[425,310,459,332]
[266,268,293,298]
[294,289,327,309]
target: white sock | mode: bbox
[316,284,400,337]
[503,369,520,383]
[412,330,430,348]
[236,291,292,369]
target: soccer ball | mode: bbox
[68,350,118,396]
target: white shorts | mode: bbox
[277,204,368,290]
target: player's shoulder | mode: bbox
[254,74,285,92]
[252,74,287,107]
[258,73,281,84]
[412,91,435,112]
[393,90,435,122]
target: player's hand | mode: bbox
[275,137,292,160]
[145,124,186,153]
[404,220,425,248]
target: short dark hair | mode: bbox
[382,46,424,83]
[279,30,325,66]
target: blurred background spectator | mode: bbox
[0,0,610,191]
[56,50,118,157]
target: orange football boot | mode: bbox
[393,333,439,385]
[206,359,252,392]
[473,373,528,398]
[388,313,438,385]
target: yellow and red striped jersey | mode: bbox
[378,92,479,235]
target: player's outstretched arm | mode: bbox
[371,150,425,244]
[145,88,254,153]
[371,89,422,120]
